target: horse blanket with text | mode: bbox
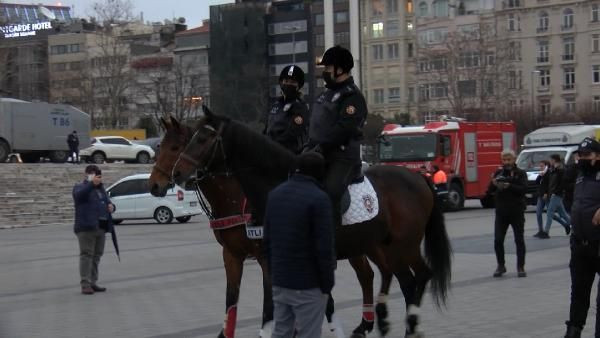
[341,177,379,226]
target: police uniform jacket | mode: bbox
[264,96,308,154]
[309,77,367,162]
[571,167,600,241]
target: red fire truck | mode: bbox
[378,118,517,210]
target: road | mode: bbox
[0,201,595,338]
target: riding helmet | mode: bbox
[318,45,354,73]
[279,65,305,89]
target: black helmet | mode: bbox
[318,45,354,73]
[279,65,305,89]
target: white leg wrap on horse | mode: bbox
[407,305,421,317]
[377,293,388,304]
[260,321,273,338]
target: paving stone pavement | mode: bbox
[0,202,597,338]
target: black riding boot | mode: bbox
[564,324,582,338]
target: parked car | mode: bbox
[106,173,202,224]
[80,136,155,164]
[133,137,162,156]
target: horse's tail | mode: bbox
[423,176,452,308]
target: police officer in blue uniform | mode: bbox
[565,137,600,338]
[264,65,309,154]
[306,45,368,225]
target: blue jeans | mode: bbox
[544,194,571,233]
[536,196,547,233]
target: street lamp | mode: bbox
[284,25,301,64]
[531,70,541,123]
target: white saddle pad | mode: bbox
[341,177,379,226]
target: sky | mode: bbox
[8,0,234,28]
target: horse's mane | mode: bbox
[224,119,296,178]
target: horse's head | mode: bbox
[149,116,194,197]
[172,106,226,186]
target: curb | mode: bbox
[0,223,68,230]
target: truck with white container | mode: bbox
[516,124,600,204]
[0,98,91,163]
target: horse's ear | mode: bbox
[170,115,181,130]
[160,117,168,129]
[202,105,214,121]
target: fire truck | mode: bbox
[378,118,517,210]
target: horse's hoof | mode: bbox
[349,333,366,338]
[217,331,226,338]
[377,321,390,336]
[406,332,424,338]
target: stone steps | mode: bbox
[0,163,153,227]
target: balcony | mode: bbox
[536,56,551,65]
[562,83,576,93]
[536,27,549,34]
[537,86,551,93]
[561,24,575,32]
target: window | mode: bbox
[508,14,520,32]
[51,45,68,55]
[484,80,494,95]
[563,8,574,30]
[408,87,415,102]
[387,20,399,37]
[459,51,480,68]
[315,14,324,26]
[537,40,549,63]
[372,44,384,60]
[564,67,575,89]
[509,41,521,61]
[430,56,447,70]
[563,38,575,61]
[102,137,131,145]
[458,80,476,97]
[372,0,384,16]
[335,11,349,23]
[420,83,447,100]
[593,65,600,84]
[407,42,414,58]
[108,180,141,198]
[387,0,398,13]
[539,99,551,116]
[407,0,413,13]
[372,22,384,38]
[565,97,576,113]
[389,87,401,103]
[373,89,385,104]
[70,44,80,53]
[70,61,82,71]
[335,32,350,44]
[539,69,551,87]
[507,0,520,8]
[418,1,428,17]
[432,0,448,17]
[592,34,600,53]
[593,96,600,113]
[593,4,600,22]
[419,28,448,44]
[538,11,549,32]
[268,20,307,35]
[52,63,67,72]
[315,34,324,47]
[388,43,399,59]
[509,70,518,89]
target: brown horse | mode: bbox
[166,109,452,337]
[149,117,384,338]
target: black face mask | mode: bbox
[578,159,596,173]
[322,71,336,87]
[281,84,298,100]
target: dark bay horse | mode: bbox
[168,110,452,337]
[149,117,383,338]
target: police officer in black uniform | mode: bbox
[263,65,309,154]
[565,137,600,338]
[307,45,368,225]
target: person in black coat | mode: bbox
[563,152,580,213]
[542,154,571,238]
[534,160,551,238]
[67,130,80,164]
[264,152,335,338]
[487,149,528,278]
[565,138,600,338]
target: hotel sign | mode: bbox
[0,22,53,39]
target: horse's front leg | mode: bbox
[218,247,245,338]
[348,255,375,338]
[256,255,274,337]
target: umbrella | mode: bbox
[109,224,121,261]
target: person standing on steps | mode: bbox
[67,130,80,164]
[487,149,528,278]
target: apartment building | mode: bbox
[495,0,600,118]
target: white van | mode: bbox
[516,124,600,204]
[107,173,203,224]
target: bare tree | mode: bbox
[417,22,520,120]
[90,0,134,24]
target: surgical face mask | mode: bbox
[87,174,95,181]
[280,84,298,100]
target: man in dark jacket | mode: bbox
[563,152,580,213]
[487,149,528,278]
[307,45,368,226]
[264,65,309,155]
[534,160,551,238]
[542,154,571,238]
[67,130,80,164]
[264,152,335,338]
[564,138,600,338]
[73,165,115,294]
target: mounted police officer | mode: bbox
[565,137,600,338]
[306,45,368,225]
[263,65,309,155]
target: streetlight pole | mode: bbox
[531,70,540,123]
[285,25,300,64]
